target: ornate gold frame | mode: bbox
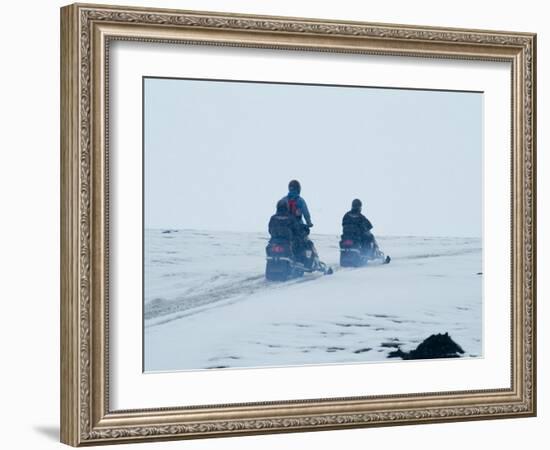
[60,3,536,446]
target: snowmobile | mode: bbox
[266,226,333,281]
[339,236,391,267]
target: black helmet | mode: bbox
[352,198,362,211]
[276,199,289,214]
[288,179,301,194]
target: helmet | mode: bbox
[352,198,362,211]
[288,179,301,194]
[276,199,289,214]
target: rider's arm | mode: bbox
[299,197,313,226]
[364,217,373,231]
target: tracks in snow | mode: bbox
[145,269,332,326]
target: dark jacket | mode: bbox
[342,210,373,239]
[269,213,300,242]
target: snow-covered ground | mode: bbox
[144,229,482,372]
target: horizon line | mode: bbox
[144,227,482,240]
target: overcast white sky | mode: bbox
[144,78,482,237]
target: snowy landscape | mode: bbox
[144,229,482,372]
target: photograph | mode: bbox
[143,77,483,372]
[59,3,536,445]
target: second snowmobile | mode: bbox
[339,237,391,267]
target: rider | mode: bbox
[280,179,313,229]
[280,179,318,262]
[268,199,301,249]
[341,199,376,251]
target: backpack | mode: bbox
[287,198,301,219]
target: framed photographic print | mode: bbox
[60,3,537,446]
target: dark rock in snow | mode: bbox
[326,346,346,352]
[387,332,465,360]
[353,348,372,354]
[380,339,402,348]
